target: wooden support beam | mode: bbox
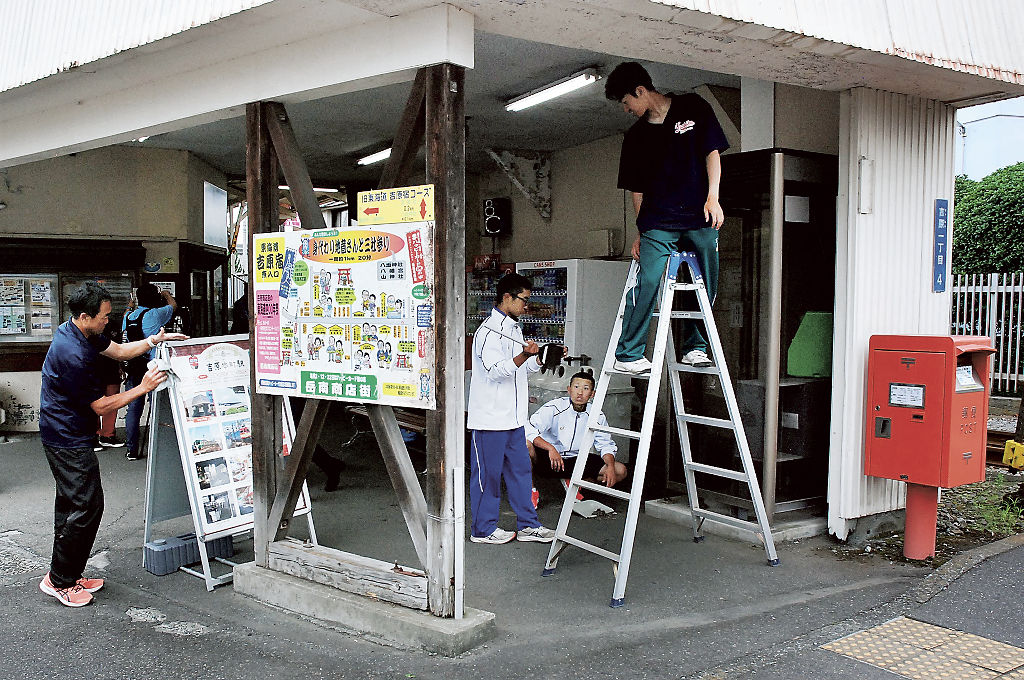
[269,398,330,542]
[379,68,426,191]
[264,101,323,231]
[269,540,427,610]
[246,101,283,567]
[368,405,429,565]
[424,62,466,618]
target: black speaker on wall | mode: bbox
[483,197,512,236]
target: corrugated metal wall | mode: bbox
[659,0,1024,85]
[0,0,273,94]
[828,87,956,539]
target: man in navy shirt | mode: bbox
[38,283,185,607]
[605,62,729,374]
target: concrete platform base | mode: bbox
[645,497,828,543]
[233,564,495,656]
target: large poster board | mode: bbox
[164,337,311,540]
[251,185,436,409]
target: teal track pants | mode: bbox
[614,227,719,362]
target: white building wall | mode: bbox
[829,87,956,539]
[0,0,274,93]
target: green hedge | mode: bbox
[952,162,1024,274]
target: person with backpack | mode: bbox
[121,283,177,460]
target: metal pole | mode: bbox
[760,152,785,521]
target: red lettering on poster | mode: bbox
[407,230,426,284]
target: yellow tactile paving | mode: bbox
[870,617,962,649]
[890,649,999,680]
[822,631,922,666]
[940,632,1024,673]
[823,617,1024,680]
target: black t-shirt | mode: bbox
[39,320,112,449]
[617,93,729,232]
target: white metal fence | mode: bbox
[951,273,1024,395]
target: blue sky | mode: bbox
[955,96,1024,180]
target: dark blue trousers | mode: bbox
[469,427,540,537]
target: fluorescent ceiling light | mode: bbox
[505,68,599,112]
[278,185,340,193]
[357,148,392,165]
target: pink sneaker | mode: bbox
[77,576,105,593]
[561,479,583,501]
[39,573,93,607]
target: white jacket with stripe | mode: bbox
[467,308,541,431]
[524,396,617,459]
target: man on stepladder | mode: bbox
[467,273,557,545]
[606,62,729,375]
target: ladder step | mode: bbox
[677,414,735,430]
[589,423,641,440]
[603,367,653,380]
[668,361,720,375]
[671,283,702,291]
[557,533,620,563]
[652,311,704,320]
[685,461,750,482]
[576,479,632,501]
[692,508,767,536]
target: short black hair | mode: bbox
[137,282,163,308]
[495,273,532,304]
[605,62,655,101]
[568,370,595,390]
[68,283,112,319]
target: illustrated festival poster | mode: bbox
[165,339,310,539]
[251,184,436,410]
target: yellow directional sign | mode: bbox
[356,184,434,225]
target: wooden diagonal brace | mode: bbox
[265,101,323,231]
[269,397,330,542]
[380,69,426,190]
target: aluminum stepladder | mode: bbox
[541,251,779,607]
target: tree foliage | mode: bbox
[951,162,1024,274]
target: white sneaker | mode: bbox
[517,525,556,543]
[613,357,653,374]
[470,528,516,544]
[681,349,714,367]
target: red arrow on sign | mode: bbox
[363,207,379,216]
[420,199,427,219]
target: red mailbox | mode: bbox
[865,335,994,559]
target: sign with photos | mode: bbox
[165,338,310,539]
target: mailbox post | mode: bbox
[864,335,995,559]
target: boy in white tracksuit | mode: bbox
[526,371,628,496]
[467,273,558,545]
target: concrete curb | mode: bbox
[909,532,1024,604]
[233,563,496,656]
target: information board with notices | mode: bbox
[251,185,436,409]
